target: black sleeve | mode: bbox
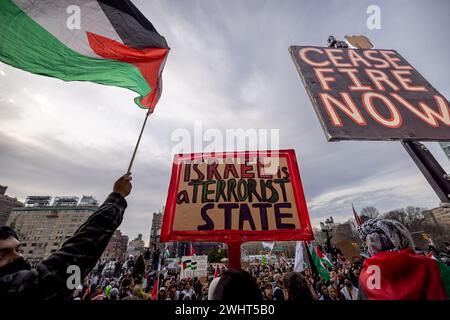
[35,192,127,299]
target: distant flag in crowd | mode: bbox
[0,0,169,111]
[261,255,268,266]
[189,243,196,256]
[150,275,159,300]
[279,255,288,266]
[262,242,275,251]
[310,242,331,281]
[353,204,362,226]
[294,241,304,272]
[316,244,333,269]
[182,259,197,271]
[214,264,220,278]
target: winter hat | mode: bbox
[358,218,414,256]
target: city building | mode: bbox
[6,195,98,265]
[120,235,129,257]
[423,205,450,228]
[439,142,450,161]
[101,229,129,261]
[127,234,145,257]
[0,185,24,225]
[149,210,163,251]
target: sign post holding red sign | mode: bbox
[160,150,314,268]
[289,46,450,141]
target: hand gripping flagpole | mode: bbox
[127,108,153,174]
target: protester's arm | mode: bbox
[35,174,132,299]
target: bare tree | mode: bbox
[404,206,426,231]
[384,207,425,232]
[384,209,406,224]
[360,206,380,223]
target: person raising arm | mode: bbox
[0,174,132,299]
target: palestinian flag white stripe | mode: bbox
[14,0,122,58]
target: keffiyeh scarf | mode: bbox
[358,218,414,257]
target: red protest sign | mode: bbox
[160,150,313,244]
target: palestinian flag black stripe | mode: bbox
[97,0,168,49]
[0,0,169,110]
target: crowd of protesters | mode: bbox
[1,174,449,300]
[69,251,365,301]
[70,220,450,301]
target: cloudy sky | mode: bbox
[1,0,449,242]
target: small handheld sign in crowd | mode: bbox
[289,35,450,204]
[180,255,208,279]
[160,150,314,268]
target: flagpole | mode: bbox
[127,108,153,174]
[303,241,319,276]
[151,250,161,300]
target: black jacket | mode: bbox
[0,192,126,299]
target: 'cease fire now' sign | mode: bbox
[289,46,450,141]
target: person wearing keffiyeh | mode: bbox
[358,218,450,300]
[358,218,415,257]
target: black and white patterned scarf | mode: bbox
[358,218,414,257]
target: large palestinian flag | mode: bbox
[0,0,169,110]
[359,248,450,300]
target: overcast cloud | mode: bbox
[1,0,449,242]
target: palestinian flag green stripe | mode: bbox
[311,243,331,281]
[437,261,450,298]
[0,0,169,110]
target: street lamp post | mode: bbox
[321,218,334,260]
